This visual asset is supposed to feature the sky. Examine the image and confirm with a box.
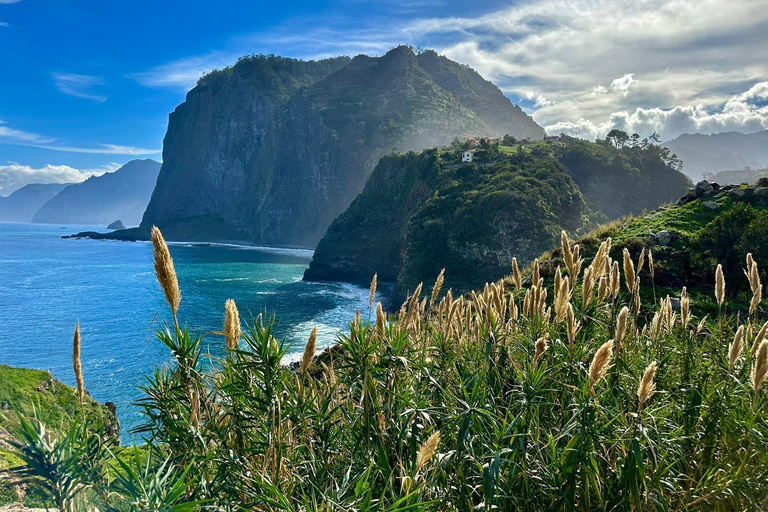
[1,0,767,195]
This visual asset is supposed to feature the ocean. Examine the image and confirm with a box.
[0,222,380,441]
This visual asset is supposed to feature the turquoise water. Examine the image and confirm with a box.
[0,222,380,441]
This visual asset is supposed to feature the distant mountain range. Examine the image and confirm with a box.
[664,130,768,180]
[134,46,545,247]
[0,183,71,222]
[32,159,161,226]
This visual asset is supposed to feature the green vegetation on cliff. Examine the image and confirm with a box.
[305,136,690,299]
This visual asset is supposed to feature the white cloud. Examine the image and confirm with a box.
[0,120,53,144]
[0,119,159,155]
[52,73,107,103]
[25,143,161,155]
[0,163,109,196]
[526,90,555,107]
[610,74,638,97]
[545,81,768,140]
[592,85,608,95]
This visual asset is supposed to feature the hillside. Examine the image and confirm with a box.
[0,184,70,223]
[135,46,544,247]
[531,179,768,313]
[0,365,119,508]
[305,137,690,299]
[664,130,768,181]
[32,159,160,226]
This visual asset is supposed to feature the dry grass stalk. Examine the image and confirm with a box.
[416,431,441,470]
[754,321,768,354]
[369,273,378,307]
[430,269,445,307]
[151,226,181,319]
[589,340,614,390]
[715,264,725,306]
[533,335,549,367]
[73,321,85,404]
[376,302,386,333]
[633,282,641,315]
[752,340,768,396]
[615,307,629,349]
[611,261,620,299]
[532,259,540,288]
[750,284,762,316]
[512,257,522,291]
[566,303,580,348]
[680,287,690,326]
[729,325,744,371]
[623,248,636,293]
[224,299,241,350]
[648,249,655,279]
[696,316,708,335]
[555,276,571,323]
[300,327,318,374]
[637,361,657,411]
[582,267,595,306]
[637,248,646,276]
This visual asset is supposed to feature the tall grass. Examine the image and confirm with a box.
[9,227,768,510]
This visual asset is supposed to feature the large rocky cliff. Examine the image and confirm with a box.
[139,46,544,247]
[304,138,691,299]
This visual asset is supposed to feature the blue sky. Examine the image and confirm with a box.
[1,0,767,195]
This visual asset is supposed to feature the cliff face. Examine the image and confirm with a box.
[304,139,690,299]
[33,159,160,225]
[140,46,545,247]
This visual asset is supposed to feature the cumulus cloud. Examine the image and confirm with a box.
[525,90,555,107]
[0,163,109,196]
[592,85,608,95]
[610,74,638,96]
[52,73,107,102]
[545,81,768,140]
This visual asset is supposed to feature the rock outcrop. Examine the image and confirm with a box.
[138,46,545,247]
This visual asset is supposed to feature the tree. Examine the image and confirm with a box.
[606,129,630,149]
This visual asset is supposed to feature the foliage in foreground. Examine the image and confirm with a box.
[8,228,768,511]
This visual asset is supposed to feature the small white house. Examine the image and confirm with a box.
[462,151,474,163]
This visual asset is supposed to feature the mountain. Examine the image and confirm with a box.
[304,137,690,298]
[136,46,545,247]
[664,130,768,181]
[0,183,70,222]
[32,159,161,225]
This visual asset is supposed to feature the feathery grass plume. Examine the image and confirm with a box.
[582,267,595,306]
[151,226,181,319]
[754,321,768,353]
[648,249,655,278]
[750,284,762,316]
[610,260,620,299]
[512,257,522,291]
[223,299,241,350]
[300,326,318,374]
[430,269,445,307]
[533,335,549,367]
[566,303,580,348]
[633,282,641,315]
[715,264,725,306]
[561,230,572,268]
[416,431,441,470]
[637,247,646,276]
[376,302,386,333]
[555,276,571,323]
[623,248,636,293]
[508,294,519,321]
[680,287,690,326]
[554,266,562,297]
[729,325,745,371]
[369,273,377,307]
[589,340,614,391]
[697,315,708,334]
[751,340,768,398]
[73,321,84,404]
[615,307,629,349]
[637,361,657,411]
[532,258,540,288]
